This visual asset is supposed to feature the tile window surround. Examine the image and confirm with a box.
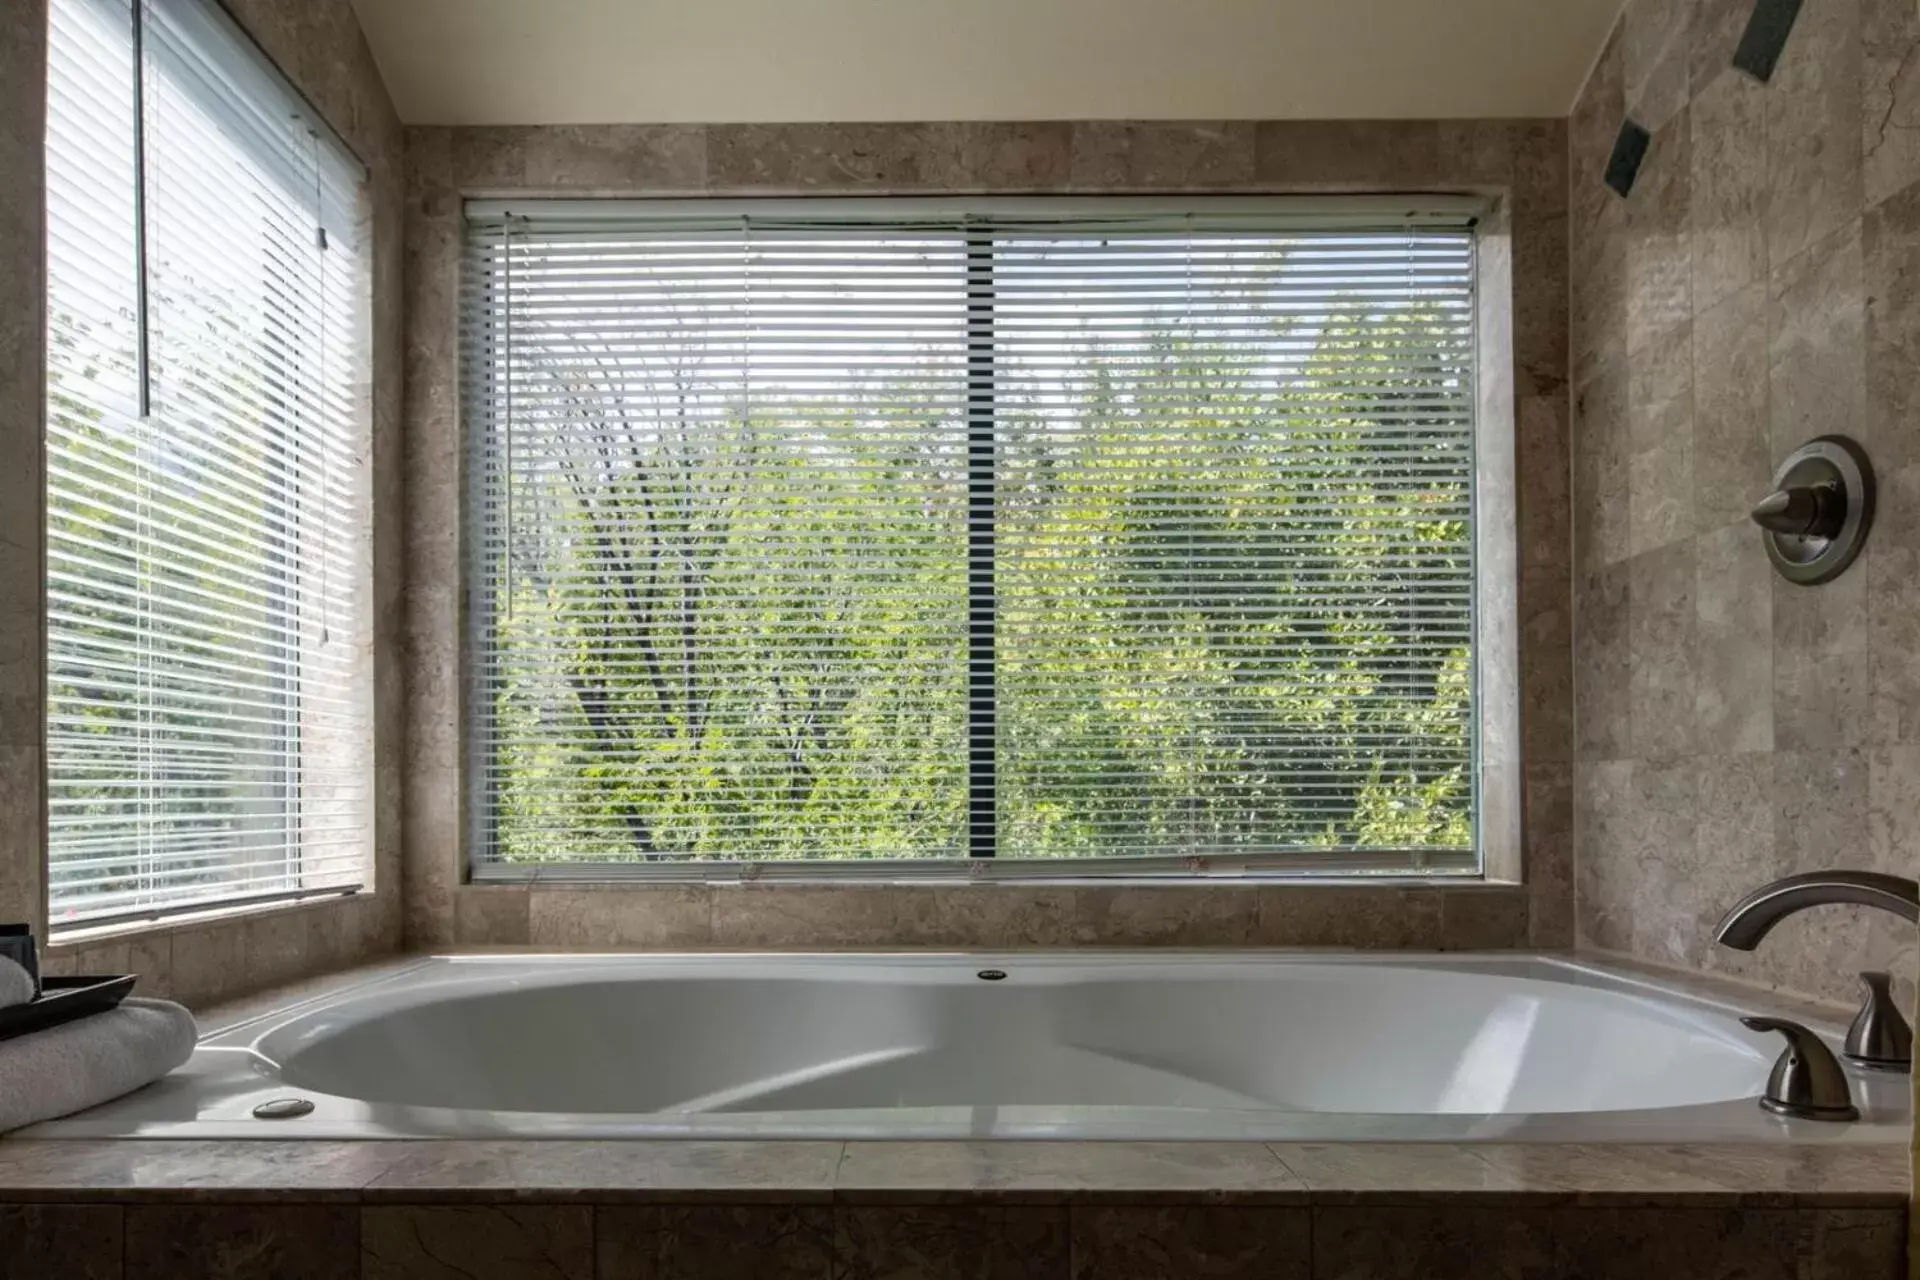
[401,118,1574,954]
[1568,0,1920,1013]
[0,0,408,1005]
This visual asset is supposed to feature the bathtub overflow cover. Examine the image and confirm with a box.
[977,969,1008,981]
[252,1098,316,1121]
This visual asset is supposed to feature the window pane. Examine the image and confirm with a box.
[468,207,1477,869]
[995,232,1475,857]
[44,0,368,925]
[469,226,970,862]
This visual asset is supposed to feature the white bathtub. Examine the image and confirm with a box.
[22,952,1911,1142]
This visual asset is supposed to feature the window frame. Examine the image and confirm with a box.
[461,194,1498,885]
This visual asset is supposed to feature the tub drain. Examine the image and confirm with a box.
[252,1097,315,1120]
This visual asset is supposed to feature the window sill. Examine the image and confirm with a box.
[47,888,374,950]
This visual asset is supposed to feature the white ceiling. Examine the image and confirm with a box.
[348,0,1627,126]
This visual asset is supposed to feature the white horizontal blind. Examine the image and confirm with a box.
[466,204,1475,869]
[45,0,370,926]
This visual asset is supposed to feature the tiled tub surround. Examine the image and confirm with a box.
[0,0,410,1003]
[1568,0,1920,1011]
[401,118,1574,953]
[21,952,1910,1143]
[0,1140,1907,1280]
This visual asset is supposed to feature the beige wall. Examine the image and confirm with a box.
[1569,0,1920,1010]
[0,0,408,1008]
[401,119,1574,951]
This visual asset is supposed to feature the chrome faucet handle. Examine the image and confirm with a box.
[1741,1017,1859,1122]
[1843,971,1912,1073]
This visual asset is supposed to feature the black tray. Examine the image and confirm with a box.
[0,975,138,1044]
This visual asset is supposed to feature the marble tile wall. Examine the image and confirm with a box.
[1569,0,1920,1009]
[0,0,407,1007]
[402,119,1573,951]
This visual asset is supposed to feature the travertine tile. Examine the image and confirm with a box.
[1312,1205,1557,1278]
[362,1206,593,1280]
[1066,121,1256,190]
[1689,68,1768,314]
[1689,0,1750,89]
[598,1205,835,1280]
[1867,743,1920,872]
[450,126,531,189]
[166,920,249,1009]
[0,1140,391,1199]
[1520,561,1575,767]
[1692,753,1783,972]
[1623,756,1701,963]
[1772,562,1872,751]
[529,886,713,949]
[937,122,1075,191]
[834,1206,1068,1280]
[243,910,309,992]
[895,886,1073,948]
[454,886,532,946]
[707,123,951,190]
[1622,0,1694,132]
[1252,120,1439,189]
[506,1141,845,1202]
[1867,463,1920,742]
[1573,362,1631,570]
[520,124,706,193]
[837,1143,1303,1205]
[1626,321,1694,556]
[1689,283,1771,532]
[1628,541,1699,759]
[1624,111,1692,360]
[1518,395,1572,570]
[0,742,41,933]
[125,1205,358,1280]
[1570,23,1626,258]
[1466,1145,1734,1201]
[1768,220,1866,466]
[1774,745,1871,876]
[1864,0,1920,205]
[1070,885,1256,947]
[1068,1206,1309,1280]
[1514,213,1572,399]
[1250,887,1443,949]
[1574,760,1636,951]
[1574,560,1632,759]
[1437,118,1567,215]
[1524,761,1576,948]
[708,885,899,948]
[1863,179,1920,475]
[1270,1144,1538,1200]
[1553,1206,1801,1280]
[1438,888,1530,950]
[1799,1208,1907,1279]
[1693,522,1773,752]
[1764,0,1864,273]
[0,1204,121,1279]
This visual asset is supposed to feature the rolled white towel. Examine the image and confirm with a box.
[0,956,32,1010]
[0,997,196,1133]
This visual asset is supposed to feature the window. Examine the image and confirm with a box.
[466,200,1478,877]
[45,0,370,927]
